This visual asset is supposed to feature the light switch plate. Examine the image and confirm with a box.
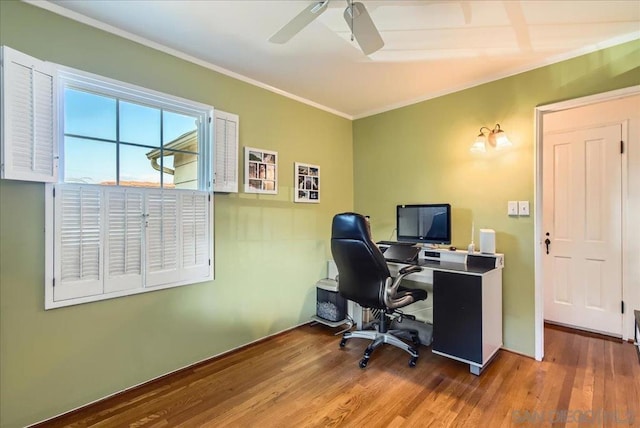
[518,201,530,216]
[508,201,518,216]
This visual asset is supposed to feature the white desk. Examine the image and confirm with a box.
[385,248,503,375]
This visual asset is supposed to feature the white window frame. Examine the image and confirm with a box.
[0,46,216,309]
[57,66,213,190]
[45,66,214,309]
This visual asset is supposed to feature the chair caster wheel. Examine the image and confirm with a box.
[359,358,368,369]
[339,338,347,347]
[409,357,417,367]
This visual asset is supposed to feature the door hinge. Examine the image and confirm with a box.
[621,300,625,314]
[209,259,211,266]
[209,117,212,123]
[52,278,55,288]
[621,140,624,154]
[53,187,56,197]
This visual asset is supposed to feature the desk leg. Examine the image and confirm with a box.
[470,365,482,376]
[469,348,501,375]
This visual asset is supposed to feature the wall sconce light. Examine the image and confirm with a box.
[470,124,513,153]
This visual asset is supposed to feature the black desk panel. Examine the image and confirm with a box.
[432,271,483,364]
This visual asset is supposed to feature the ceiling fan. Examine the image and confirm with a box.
[269,0,384,55]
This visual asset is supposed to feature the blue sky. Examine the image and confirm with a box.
[63,88,197,186]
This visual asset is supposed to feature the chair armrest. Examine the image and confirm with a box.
[384,265,424,309]
[399,265,422,276]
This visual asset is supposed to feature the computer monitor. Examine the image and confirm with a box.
[397,204,451,244]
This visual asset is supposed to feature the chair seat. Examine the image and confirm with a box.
[397,286,427,302]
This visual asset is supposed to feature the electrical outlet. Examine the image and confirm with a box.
[508,201,518,216]
[518,201,530,216]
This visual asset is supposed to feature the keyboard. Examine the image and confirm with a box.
[377,240,416,246]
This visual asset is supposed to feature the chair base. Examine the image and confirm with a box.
[340,328,420,368]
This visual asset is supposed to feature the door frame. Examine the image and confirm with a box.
[534,85,640,361]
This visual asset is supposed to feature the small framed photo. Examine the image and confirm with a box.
[245,147,278,194]
[294,162,320,203]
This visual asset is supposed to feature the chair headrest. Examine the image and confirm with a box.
[332,212,370,241]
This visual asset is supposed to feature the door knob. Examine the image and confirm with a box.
[544,232,550,255]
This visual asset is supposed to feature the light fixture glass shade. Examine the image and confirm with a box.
[470,134,487,153]
[493,129,512,150]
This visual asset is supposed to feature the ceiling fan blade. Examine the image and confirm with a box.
[269,1,329,44]
[343,2,384,55]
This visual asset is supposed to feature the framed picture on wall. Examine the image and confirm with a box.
[294,162,320,203]
[244,147,278,194]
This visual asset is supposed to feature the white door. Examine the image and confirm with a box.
[543,122,622,336]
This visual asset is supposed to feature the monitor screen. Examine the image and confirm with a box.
[396,204,451,244]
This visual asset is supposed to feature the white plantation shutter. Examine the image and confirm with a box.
[146,191,180,286]
[54,184,103,301]
[181,192,210,279]
[104,188,143,293]
[49,185,213,308]
[1,46,57,182]
[213,110,238,193]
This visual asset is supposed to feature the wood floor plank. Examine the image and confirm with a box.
[35,324,640,428]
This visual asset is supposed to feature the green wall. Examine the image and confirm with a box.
[353,39,640,355]
[0,2,353,427]
[1,1,639,427]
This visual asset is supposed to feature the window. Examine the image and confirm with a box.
[59,68,210,190]
[1,46,215,309]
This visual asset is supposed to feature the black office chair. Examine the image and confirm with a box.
[331,212,428,368]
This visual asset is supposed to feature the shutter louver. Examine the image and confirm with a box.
[224,120,237,184]
[213,111,238,193]
[181,192,210,279]
[146,191,180,286]
[9,63,33,172]
[105,188,143,293]
[54,184,103,301]
[33,71,55,174]
[1,46,57,182]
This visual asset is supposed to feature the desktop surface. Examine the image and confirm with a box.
[417,259,496,275]
[389,258,497,275]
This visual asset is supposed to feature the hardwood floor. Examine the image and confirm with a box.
[37,325,640,427]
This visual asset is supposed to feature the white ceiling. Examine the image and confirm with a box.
[34,0,640,119]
